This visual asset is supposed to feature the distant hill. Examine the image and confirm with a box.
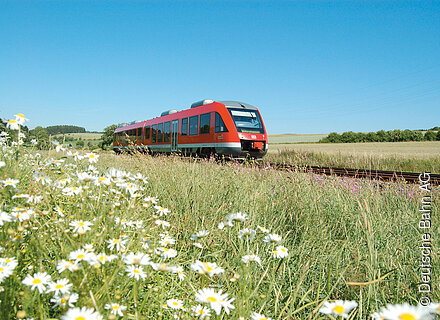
[45,125,86,135]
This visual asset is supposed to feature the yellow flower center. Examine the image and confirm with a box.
[60,298,66,303]
[112,305,120,309]
[17,113,24,117]
[173,302,178,306]
[55,284,64,289]
[75,317,86,320]
[198,310,205,314]
[79,222,84,226]
[207,296,217,302]
[399,314,416,320]
[32,279,42,284]
[134,269,140,274]
[0,267,3,271]
[77,254,85,259]
[333,305,345,314]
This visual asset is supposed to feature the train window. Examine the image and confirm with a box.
[228,109,264,134]
[158,123,163,143]
[215,112,228,133]
[145,126,150,140]
[137,128,142,140]
[200,113,210,134]
[181,118,188,136]
[164,121,171,143]
[152,125,157,143]
[189,116,198,136]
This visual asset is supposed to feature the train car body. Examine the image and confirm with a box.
[113,100,268,158]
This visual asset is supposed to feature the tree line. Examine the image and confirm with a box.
[45,125,86,135]
[320,129,440,143]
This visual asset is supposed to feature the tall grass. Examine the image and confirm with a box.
[0,147,438,319]
[266,149,440,173]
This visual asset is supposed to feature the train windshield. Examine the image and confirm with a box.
[228,109,264,134]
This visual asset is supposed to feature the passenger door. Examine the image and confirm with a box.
[171,120,178,151]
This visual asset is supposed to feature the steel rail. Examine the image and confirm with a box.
[268,163,440,185]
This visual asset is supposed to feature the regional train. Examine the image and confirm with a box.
[113,100,268,159]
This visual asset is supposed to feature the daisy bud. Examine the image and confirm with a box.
[17,226,24,232]
[16,311,26,319]
[7,229,14,235]
[109,315,117,320]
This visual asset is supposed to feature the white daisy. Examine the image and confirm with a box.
[272,245,288,259]
[195,288,235,315]
[251,312,272,320]
[105,302,127,317]
[154,205,171,216]
[167,299,184,310]
[192,304,211,318]
[263,233,282,244]
[69,220,93,234]
[126,265,147,280]
[319,300,358,319]
[50,292,79,308]
[47,278,73,295]
[85,152,99,163]
[61,306,101,320]
[22,272,51,293]
[14,113,28,125]
[242,255,262,265]
[379,303,432,320]
[123,252,151,266]
[191,260,224,277]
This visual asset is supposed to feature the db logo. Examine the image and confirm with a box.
[251,135,257,139]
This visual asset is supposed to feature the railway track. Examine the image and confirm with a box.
[269,163,440,185]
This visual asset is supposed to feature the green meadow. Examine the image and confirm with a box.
[0,144,438,319]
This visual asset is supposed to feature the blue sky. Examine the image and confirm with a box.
[1,0,439,134]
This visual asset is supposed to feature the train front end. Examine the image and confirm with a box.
[219,101,268,159]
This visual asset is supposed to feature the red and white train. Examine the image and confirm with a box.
[113,100,268,158]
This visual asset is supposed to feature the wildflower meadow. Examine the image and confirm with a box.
[0,114,439,319]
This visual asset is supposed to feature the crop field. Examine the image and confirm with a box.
[268,134,328,144]
[58,133,103,140]
[266,141,440,173]
[0,137,439,319]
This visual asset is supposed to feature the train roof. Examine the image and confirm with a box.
[115,100,259,132]
[219,101,258,110]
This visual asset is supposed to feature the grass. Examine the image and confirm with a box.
[266,141,440,173]
[0,143,438,319]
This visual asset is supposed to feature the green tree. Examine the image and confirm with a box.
[100,124,118,150]
[76,140,85,148]
[30,126,51,149]
[320,132,341,143]
[424,130,437,141]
